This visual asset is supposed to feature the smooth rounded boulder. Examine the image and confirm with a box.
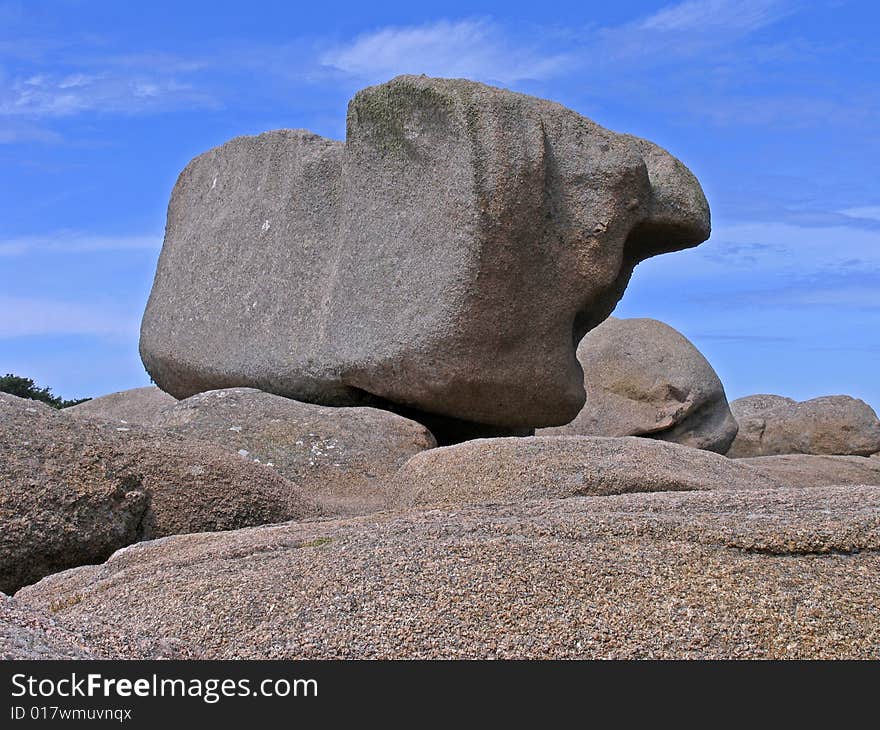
[727,394,880,458]
[64,385,175,425]
[140,75,710,436]
[152,387,436,515]
[387,435,780,510]
[1,393,315,592]
[538,317,737,453]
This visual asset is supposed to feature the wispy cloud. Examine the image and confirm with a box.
[319,19,571,85]
[637,0,789,34]
[0,295,139,339]
[0,70,215,117]
[0,232,161,256]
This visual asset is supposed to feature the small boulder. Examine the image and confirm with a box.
[538,318,737,453]
[727,394,880,458]
[1,394,148,594]
[152,388,436,515]
[387,435,780,510]
[64,385,176,425]
[1,393,315,592]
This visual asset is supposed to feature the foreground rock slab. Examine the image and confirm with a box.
[152,388,436,515]
[0,593,191,660]
[1,393,315,592]
[388,436,781,510]
[18,486,880,659]
[538,317,737,452]
[141,75,710,434]
[727,394,880,458]
[64,385,176,425]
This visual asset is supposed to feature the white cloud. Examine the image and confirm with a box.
[320,19,570,85]
[0,295,138,338]
[841,206,880,223]
[0,232,161,256]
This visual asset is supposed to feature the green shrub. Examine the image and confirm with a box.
[0,373,91,409]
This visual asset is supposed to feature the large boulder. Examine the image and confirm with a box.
[727,394,880,458]
[538,317,737,452]
[140,75,710,437]
[741,454,880,488]
[64,385,175,425]
[387,436,781,510]
[152,387,436,515]
[1,393,315,592]
[17,486,880,659]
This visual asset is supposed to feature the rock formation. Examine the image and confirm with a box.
[140,75,710,439]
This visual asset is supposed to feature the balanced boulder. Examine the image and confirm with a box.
[387,435,780,510]
[152,387,435,515]
[538,317,737,453]
[64,385,175,425]
[1,393,314,592]
[727,394,880,458]
[140,75,710,436]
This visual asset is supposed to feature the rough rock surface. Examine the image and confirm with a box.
[140,75,710,434]
[152,388,436,515]
[1,393,314,592]
[727,394,880,458]
[0,593,191,660]
[64,385,176,425]
[1,592,96,659]
[538,317,737,452]
[742,454,880,488]
[387,436,781,509]
[18,486,880,659]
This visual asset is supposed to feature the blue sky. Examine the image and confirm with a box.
[1,0,878,413]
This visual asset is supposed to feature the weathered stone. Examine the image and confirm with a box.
[741,453,880,488]
[0,592,192,660]
[538,317,737,452]
[727,394,880,457]
[140,75,710,433]
[64,385,175,425]
[153,388,435,515]
[17,486,880,659]
[0,394,148,594]
[1,393,314,592]
[387,435,780,509]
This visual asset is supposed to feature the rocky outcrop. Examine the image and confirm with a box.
[152,388,436,515]
[17,486,880,659]
[387,436,780,509]
[64,385,175,425]
[538,317,737,452]
[140,75,710,437]
[727,394,880,458]
[1,393,315,593]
